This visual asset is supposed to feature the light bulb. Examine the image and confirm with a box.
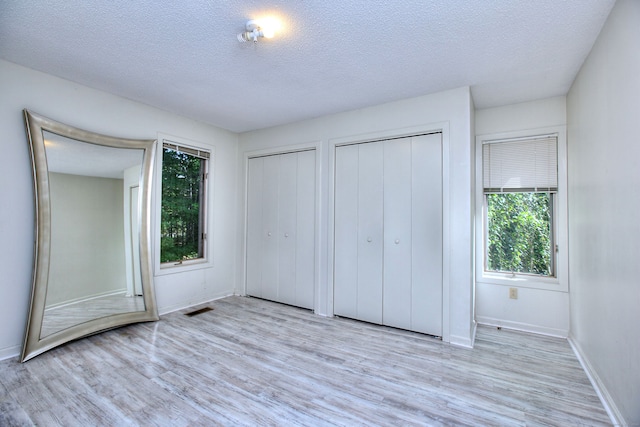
[261,28,275,39]
[258,17,280,39]
[238,17,281,43]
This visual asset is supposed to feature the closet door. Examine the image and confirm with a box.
[382,138,413,330]
[334,133,442,336]
[383,134,442,335]
[333,144,360,319]
[410,134,442,335]
[246,157,264,298]
[260,155,280,302]
[356,142,384,323]
[294,150,316,309]
[334,142,384,323]
[277,153,298,305]
[246,151,316,310]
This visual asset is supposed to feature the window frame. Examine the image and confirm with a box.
[475,127,568,292]
[155,134,214,275]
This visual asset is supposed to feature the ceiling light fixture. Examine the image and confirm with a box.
[237,18,279,43]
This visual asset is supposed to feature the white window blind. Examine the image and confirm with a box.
[163,140,210,159]
[483,136,557,193]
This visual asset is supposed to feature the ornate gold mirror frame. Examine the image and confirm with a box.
[21,109,159,362]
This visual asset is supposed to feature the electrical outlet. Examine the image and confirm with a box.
[509,287,518,299]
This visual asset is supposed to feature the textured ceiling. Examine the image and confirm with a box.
[0,1,615,132]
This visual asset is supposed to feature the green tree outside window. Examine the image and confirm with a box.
[486,192,553,276]
[161,148,205,263]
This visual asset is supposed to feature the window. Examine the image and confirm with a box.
[482,136,557,278]
[486,192,553,276]
[160,141,209,265]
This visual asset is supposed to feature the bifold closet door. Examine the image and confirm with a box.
[383,134,442,335]
[334,142,384,324]
[246,150,315,310]
[334,133,442,336]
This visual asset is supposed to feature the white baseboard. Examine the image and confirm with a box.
[449,330,475,349]
[158,292,234,316]
[568,336,626,427]
[476,315,568,338]
[0,344,21,362]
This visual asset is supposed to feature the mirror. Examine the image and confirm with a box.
[21,109,159,362]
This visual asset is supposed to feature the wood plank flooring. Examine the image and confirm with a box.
[0,296,611,426]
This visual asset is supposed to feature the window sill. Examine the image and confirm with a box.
[156,258,212,276]
[477,273,568,292]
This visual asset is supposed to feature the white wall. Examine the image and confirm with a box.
[238,87,475,347]
[476,97,566,136]
[475,97,570,337]
[0,60,239,359]
[567,1,640,425]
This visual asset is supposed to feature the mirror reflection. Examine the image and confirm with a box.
[41,132,146,337]
[21,110,159,362]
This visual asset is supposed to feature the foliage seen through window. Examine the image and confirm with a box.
[486,192,553,276]
[161,147,206,264]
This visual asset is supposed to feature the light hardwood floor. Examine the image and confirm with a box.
[0,296,611,426]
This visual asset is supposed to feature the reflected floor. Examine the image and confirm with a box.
[41,293,145,337]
